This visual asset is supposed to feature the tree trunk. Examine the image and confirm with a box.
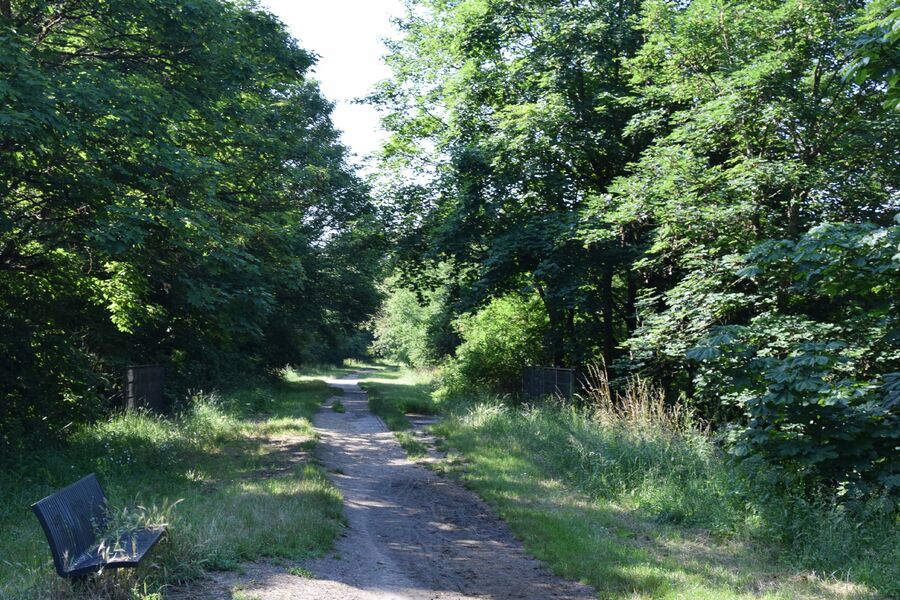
[565,307,577,366]
[788,189,807,240]
[625,270,638,335]
[0,1,11,20]
[548,304,566,367]
[788,200,800,240]
[535,283,565,367]
[600,267,615,370]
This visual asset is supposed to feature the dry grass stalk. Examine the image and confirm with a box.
[577,363,692,433]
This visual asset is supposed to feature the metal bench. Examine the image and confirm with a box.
[31,474,165,578]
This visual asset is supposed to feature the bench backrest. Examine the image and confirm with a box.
[31,474,109,575]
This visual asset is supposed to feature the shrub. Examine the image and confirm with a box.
[437,294,549,398]
[689,222,900,500]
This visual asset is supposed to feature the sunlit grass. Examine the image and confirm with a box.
[281,363,357,382]
[394,431,428,458]
[0,368,345,599]
[433,399,897,599]
[357,367,437,430]
[288,566,315,578]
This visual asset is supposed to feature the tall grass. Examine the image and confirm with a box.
[0,374,343,600]
[579,363,695,432]
[435,370,899,598]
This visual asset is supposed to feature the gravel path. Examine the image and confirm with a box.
[177,372,596,600]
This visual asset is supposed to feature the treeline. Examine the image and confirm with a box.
[371,0,899,499]
[0,0,381,451]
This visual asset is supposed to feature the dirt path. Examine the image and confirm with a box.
[182,372,596,600]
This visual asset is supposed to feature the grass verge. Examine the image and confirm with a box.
[357,366,437,460]
[432,398,898,599]
[0,368,345,599]
[357,367,436,431]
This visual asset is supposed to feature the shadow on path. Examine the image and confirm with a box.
[180,371,596,600]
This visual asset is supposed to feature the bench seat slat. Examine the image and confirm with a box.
[66,528,166,577]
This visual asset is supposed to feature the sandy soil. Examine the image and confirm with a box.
[172,372,596,600]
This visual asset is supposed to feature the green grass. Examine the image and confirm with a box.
[394,431,428,458]
[0,369,346,599]
[282,363,358,382]
[288,566,315,578]
[357,367,437,460]
[331,400,346,413]
[432,400,898,599]
[357,367,436,431]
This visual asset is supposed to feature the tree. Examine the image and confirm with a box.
[605,0,898,392]
[373,0,646,368]
[0,0,381,450]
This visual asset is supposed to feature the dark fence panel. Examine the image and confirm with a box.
[522,366,577,400]
[124,365,166,413]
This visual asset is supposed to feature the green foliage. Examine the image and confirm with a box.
[439,294,549,398]
[373,0,900,502]
[846,0,900,110]
[0,0,382,450]
[370,276,455,368]
[371,0,646,367]
[687,222,900,497]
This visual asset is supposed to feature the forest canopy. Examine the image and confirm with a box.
[0,0,382,451]
[370,0,899,499]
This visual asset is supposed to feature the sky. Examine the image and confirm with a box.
[260,0,406,163]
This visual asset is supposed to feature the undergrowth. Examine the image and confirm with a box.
[434,372,899,599]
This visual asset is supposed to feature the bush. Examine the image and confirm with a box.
[688,222,900,499]
[437,294,549,398]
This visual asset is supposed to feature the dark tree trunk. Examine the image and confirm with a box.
[536,283,565,367]
[600,267,615,370]
[548,305,566,367]
[625,270,638,335]
[565,307,577,366]
[0,1,10,20]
